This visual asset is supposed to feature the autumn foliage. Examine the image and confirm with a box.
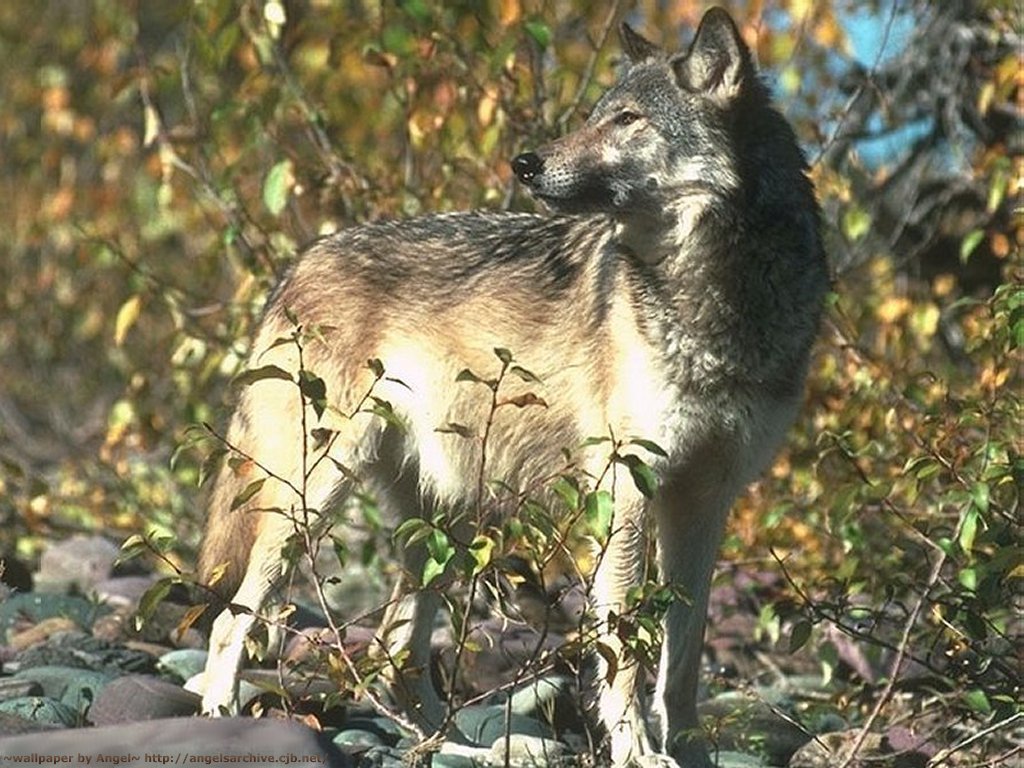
[0,1,1018,763]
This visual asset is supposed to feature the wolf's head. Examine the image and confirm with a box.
[512,7,800,258]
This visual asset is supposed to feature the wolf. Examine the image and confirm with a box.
[193,7,827,767]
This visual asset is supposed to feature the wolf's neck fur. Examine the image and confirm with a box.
[613,185,723,264]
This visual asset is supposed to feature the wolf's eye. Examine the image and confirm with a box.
[614,110,642,126]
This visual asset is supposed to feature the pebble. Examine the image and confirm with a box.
[0,593,109,638]
[34,534,120,594]
[14,629,155,674]
[88,674,200,724]
[12,665,117,711]
[454,703,550,745]
[156,648,207,682]
[0,696,78,727]
[487,733,570,766]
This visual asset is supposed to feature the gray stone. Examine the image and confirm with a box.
[430,753,481,768]
[0,711,63,736]
[0,716,353,765]
[35,535,121,594]
[355,745,406,767]
[487,733,570,766]
[0,696,78,726]
[88,674,200,724]
[508,675,572,716]
[711,752,769,768]
[455,703,550,745]
[0,679,42,701]
[15,630,155,674]
[699,691,811,765]
[0,593,110,637]
[333,727,385,750]
[12,665,117,711]
[93,575,159,608]
[156,648,207,682]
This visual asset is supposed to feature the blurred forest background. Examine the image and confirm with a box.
[0,0,1019,763]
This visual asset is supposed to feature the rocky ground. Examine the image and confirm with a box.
[0,535,952,767]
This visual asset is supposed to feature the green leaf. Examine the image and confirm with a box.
[230,478,266,511]
[394,518,431,547]
[959,506,979,555]
[524,18,551,48]
[298,370,327,419]
[619,454,658,499]
[263,159,294,216]
[961,688,992,715]
[584,490,613,537]
[134,577,176,631]
[509,365,541,383]
[788,619,812,653]
[456,368,486,384]
[469,534,495,576]
[116,534,148,567]
[627,438,668,458]
[436,422,476,439]
[552,476,580,510]
[841,205,870,242]
[493,347,513,365]
[960,229,985,264]
[233,365,294,388]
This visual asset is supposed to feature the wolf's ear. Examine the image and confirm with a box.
[672,7,754,103]
[619,23,660,63]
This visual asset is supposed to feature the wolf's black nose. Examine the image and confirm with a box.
[511,152,544,183]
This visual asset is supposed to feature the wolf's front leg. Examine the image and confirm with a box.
[651,481,733,768]
[197,509,295,714]
[592,491,658,765]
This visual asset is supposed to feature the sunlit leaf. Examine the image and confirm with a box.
[114,295,142,347]
[263,159,294,216]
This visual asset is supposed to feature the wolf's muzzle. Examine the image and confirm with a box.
[511,152,544,184]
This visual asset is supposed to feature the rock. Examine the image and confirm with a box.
[487,733,570,766]
[0,696,78,726]
[430,753,481,768]
[35,535,121,594]
[354,745,407,767]
[7,616,78,651]
[0,711,63,736]
[508,675,572,716]
[15,630,156,674]
[12,665,117,711]
[333,727,385,751]
[340,712,408,744]
[712,752,770,768]
[156,648,207,682]
[455,703,550,746]
[0,678,42,702]
[789,728,936,768]
[0,716,353,766]
[699,690,811,765]
[0,593,110,639]
[88,674,200,724]
[92,596,204,647]
[93,575,159,608]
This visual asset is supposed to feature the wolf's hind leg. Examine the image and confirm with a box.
[368,461,448,735]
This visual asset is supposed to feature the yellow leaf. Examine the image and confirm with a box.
[115,295,142,347]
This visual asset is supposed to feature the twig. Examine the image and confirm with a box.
[558,0,624,130]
